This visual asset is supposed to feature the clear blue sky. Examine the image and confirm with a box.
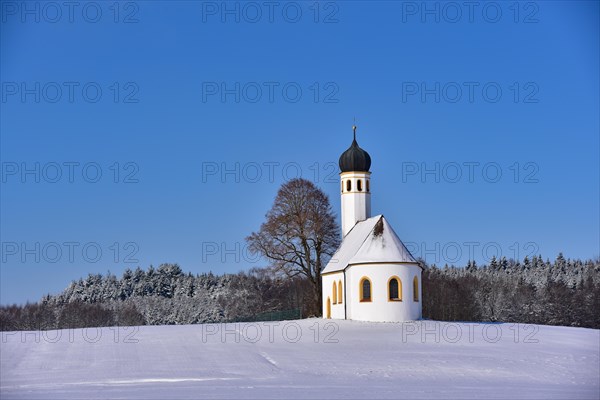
[1,1,598,305]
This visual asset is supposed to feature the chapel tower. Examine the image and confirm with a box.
[339,126,372,237]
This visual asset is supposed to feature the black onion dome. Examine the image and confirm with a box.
[339,130,371,172]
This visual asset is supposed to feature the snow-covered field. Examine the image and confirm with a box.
[1,319,598,399]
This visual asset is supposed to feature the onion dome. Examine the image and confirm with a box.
[339,126,371,172]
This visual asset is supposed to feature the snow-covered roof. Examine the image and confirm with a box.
[322,215,418,274]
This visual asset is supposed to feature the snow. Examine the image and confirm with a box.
[1,319,598,399]
[323,215,416,274]
[350,216,417,265]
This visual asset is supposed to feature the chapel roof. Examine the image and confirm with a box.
[322,215,418,274]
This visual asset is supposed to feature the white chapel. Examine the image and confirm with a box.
[322,126,422,322]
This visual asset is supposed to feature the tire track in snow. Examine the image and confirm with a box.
[258,352,279,370]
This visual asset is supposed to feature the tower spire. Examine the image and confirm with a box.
[352,118,357,141]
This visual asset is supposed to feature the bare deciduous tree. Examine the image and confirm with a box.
[246,178,341,316]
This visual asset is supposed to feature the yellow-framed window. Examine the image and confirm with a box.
[359,277,372,302]
[388,276,402,301]
[332,281,337,304]
[413,276,419,302]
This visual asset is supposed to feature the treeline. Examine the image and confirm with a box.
[422,254,600,328]
[0,265,312,331]
[1,254,599,331]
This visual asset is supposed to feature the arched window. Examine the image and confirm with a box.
[366,180,370,192]
[413,276,419,302]
[338,280,343,304]
[388,276,402,301]
[357,179,362,192]
[346,180,351,192]
[341,181,344,193]
[326,297,331,318]
[332,281,337,304]
[359,277,372,302]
